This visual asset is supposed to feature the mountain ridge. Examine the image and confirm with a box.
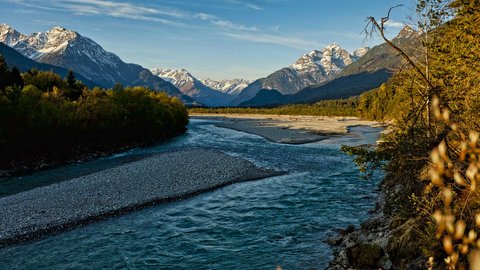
[240,26,419,107]
[201,78,251,95]
[0,42,97,87]
[151,68,239,107]
[0,23,196,104]
[232,43,369,105]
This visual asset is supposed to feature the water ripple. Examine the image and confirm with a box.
[0,119,383,269]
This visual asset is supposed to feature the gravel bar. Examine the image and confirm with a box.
[0,148,282,247]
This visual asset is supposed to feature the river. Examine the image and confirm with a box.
[0,118,383,269]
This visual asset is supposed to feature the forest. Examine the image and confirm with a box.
[0,58,188,176]
[189,98,358,117]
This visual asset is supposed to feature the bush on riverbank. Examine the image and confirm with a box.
[342,0,480,268]
[0,60,188,175]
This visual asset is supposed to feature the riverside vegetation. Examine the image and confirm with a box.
[335,0,480,268]
[194,0,480,268]
[189,98,358,117]
[0,58,188,176]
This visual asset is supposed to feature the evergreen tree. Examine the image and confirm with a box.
[0,55,9,91]
[9,67,24,88]
[113,82,124,92]
[65,72,83,101]
[66,69,76,88]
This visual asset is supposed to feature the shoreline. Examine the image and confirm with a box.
[326,184,392,269]
[191,113,383,144]
[0,131,186,179]
[0,148,282,248]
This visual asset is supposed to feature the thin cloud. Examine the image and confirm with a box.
[224,32,324,50]
[195,13,259,32]
[222,0,264,10]
[246,3,263,11]
[384,20,404,28]
[9,0,187,26]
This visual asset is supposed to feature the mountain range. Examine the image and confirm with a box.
[0,22,417,108]
[0,42,97,87]
[0,23,195,104]
[150,68,238,107]
[201,78,251,95]
[232,44,370,105]
[239,26,418,107]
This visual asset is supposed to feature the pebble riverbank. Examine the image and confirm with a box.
[0,148,281,247]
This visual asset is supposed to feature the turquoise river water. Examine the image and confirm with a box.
[0,119,383,269]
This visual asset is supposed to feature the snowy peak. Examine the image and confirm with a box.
[3,24,122,71]
[151,68,195,85]
[290,43,366,80]
[234,43,371,103]
[397,25,417,39]
[151,68,250,96]
[201,78,251,95]
[352,47,370,59]
[22,26,79,57]
[150,68,238,106]
[0,23,27,46]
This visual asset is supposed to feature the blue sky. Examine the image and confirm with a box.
[0,0,415,80]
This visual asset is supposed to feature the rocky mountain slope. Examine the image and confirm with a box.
[0,24,194,103]
[233,44,369,105]
[151,68,235,107]
[201,78,251,95]
[0,42,96,87]
[240,26,418,107]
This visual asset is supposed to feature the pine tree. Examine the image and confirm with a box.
[0,55,9,91]
[9,67,24,88]
[113,82,124,92]
[66,69,76,88]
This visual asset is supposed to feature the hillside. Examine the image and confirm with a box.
[0,42,96,87]
[241,26,418,107]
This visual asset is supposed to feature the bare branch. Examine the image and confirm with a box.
[381,4,404,29]
[367,14,436,91]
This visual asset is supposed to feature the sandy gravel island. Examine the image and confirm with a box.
[191,113,383,144]
[0,148,281,247]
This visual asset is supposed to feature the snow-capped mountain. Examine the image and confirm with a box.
[150,68,235,107]
[352,47,370,60]
[397,25,417,39]
[201,78,251,95]
[0,23,26,47]
[241,27,419,107]
[288,43,360,88]
[0,24,186,100]
[233,43,369,105]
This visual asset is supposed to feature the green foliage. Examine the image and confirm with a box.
[66,69,75,88]
[0,55,9,91]
[0,56,25,91]
[0,64,188,173]
[341,144,384,180]
[350,0,480,267]
[23,69,65,92]
[9,67,24,88]
[63,69,83,100]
